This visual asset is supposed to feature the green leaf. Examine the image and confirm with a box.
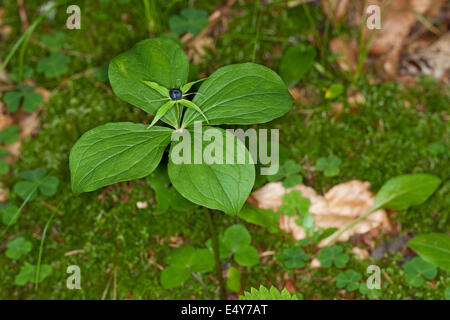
[359,283,381,299]
[142,80,170,98]
[237,204,280,233]
[0,125,20,145]
[0,147,11,157]
[3,91,22,112]
[234,245,260,267]
[190,249,215,272]
[13,168,58,201]
[181,78,207,93]
[403,257,437,287]
[109,38,189,127]
[14,263,52,286]
[226,266,241,292]
[279,190,310,217]
[148,100,176,128]
[445,287,450,300]
[281,248,310,269]
[6,237,32,259]
[22,91,43,112]
[182,63,293,127]
[0,159,9,175]
[373,174,441,211]
[1,205,20,225]
[282,174,303,188]
[165,245,196,267]
[160,265,191,289]
[13,181,38,201]
[37,52,70,78]
[316,155,341,177]
[325,83,344,99]
[169,8,209,35]
[168,127,255,216]
[336,269,362,291]
[407,233,450,271]
[70,123,172,194]
[317,245,349,268]
[39,176,59,196]
[21,168,47,181]
[206,236,232,260]
[41,31,67,49]
[223,224,251,251]
[279,44,316,87]
[179,99,208,123]
[239,285,299,300]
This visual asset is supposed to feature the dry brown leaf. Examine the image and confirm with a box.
[250,180,391,246]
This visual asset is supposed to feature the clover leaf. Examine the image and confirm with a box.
[280,248,310,269]
[3,86,43,112]
[267,159,303,187]
[146,166,197,214]
[37,52,70,78]
[403,257,437,287]
[336,269,362,292]
[5,237,32,259]
[315,155,341,177]
[0,148,11,175]
[1,204,20,226]
[13,168,59,201]
[160,245,215,289]
[14,263,52,286]
[41,31,67,49]
[239,285,300,300]
[169,8,210,35]
[359,283,381,300]
[317,245,349,268]
[8,65,34,82]
[0,125,20,145]
[223,224,260,267]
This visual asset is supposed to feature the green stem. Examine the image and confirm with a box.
[35,208,58,289]
[205,210,226,300]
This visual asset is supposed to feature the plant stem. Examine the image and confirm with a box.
[205,210,226,300]
[35,208,58,289]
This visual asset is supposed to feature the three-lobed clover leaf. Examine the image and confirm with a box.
[160,245,215,289]
[280,248,310,269]
[41,31,67,49]
[5,237,32,259]
[317,245,349,268]
[169,8,210,35]
[14,263,52,286]
[222,224,260,267]
[13,168,59,201]
[71,37,292,216]
[3,85,43,113]
[239,285,300,300]
[0,147,11,175]
[0,125,20,145]
[37,52,71,78]
[315,155,341,177]
[1,204,20,226]
[267,159,303,187]
[403,257,437,287]
[336,269,362,292]
[359,283,381,300]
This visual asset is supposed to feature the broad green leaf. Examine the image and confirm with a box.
[279,190,310,217]
[190,249,215,272]
[373,174,441,211]
[109,38,189,126]
[239,285,299,300]
[3,91,22,112]
[206,236,232,260]
[408,233,450,271]
[234,245,260,267]
[142,80,170,98]
[169,8,209,35]
[37,52,70,78]
[237,204,280,233]
[160,265,190,289]
[279,44,316,87]
[168,127,255,216]
[182,63,293,127]
[70,123,172,193]
[6,237,32,259]
[13,168,58,201]
[226,266,241,292]
[165,246,196,267]
[14,263,52,286]
[223,224,251,251]
[0,125,20,145]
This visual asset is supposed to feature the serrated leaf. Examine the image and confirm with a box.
[408,233,450,271]
[168,127,255,216]
[182,63,292,127]
[239,285,299,300]
[70,123,172,193]
[373,174,441,211]
[109,38,188,127]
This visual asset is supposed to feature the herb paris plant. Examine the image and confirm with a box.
[70,38,292,216]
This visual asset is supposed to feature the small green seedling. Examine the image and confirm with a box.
[5,237,32,259]
[280,248,310,269]
[239,285,300,300]
[317,245,349,268]
[315,155,341,177]
[14,262,52,286]
[403,257,437,287]
[169,8,209,35]
[336,269,362,292]
[3,85,43,113]
[160,245,215,289]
